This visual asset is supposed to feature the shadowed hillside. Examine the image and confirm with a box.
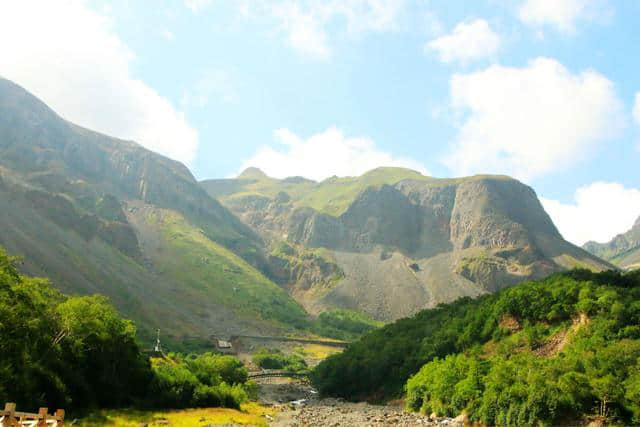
[0,77,309,342]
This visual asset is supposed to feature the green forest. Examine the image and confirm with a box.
[0,247,254,415]
[312,269,640,425]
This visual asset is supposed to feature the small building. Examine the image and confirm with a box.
[217,339,232,349]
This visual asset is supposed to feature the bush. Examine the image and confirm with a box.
[253,348,308,372]
[185,353,248,385]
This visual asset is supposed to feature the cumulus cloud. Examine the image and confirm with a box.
[239,126,428,181]
[443,58,624,181]
[249,0,409,60]
[518,0,611,33]
[541,182,640,246]
[426,19,500,63]
[270,2,332,60]
[182,0,436,60]
[0,1,198,165]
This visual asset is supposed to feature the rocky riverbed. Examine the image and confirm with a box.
[258,379,464,427]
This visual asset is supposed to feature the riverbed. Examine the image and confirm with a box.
[258,378,464,427]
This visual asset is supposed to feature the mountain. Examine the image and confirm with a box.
[0,77,309,343]
[201,167,612,322]
[584,216,640,270]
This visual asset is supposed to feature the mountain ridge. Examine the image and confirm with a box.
[201,168,612,321]
[583,215,640,270]
[0,77,309,342]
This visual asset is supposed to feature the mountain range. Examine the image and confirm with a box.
[202,167,611,321]
[0,77,614,342]
[0,77,308,343]
[584,216,640,270]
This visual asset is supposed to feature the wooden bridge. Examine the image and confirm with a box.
[1,403,65,426]
[247,369,309,380]
[228,335,350,348]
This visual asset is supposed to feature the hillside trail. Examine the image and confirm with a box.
[257,378,463,427]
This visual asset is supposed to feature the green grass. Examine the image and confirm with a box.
[204,167,514,217]
[77,403,276,427]
[310,308,383,341]
[143,208,310,330]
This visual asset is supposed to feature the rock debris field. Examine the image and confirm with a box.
[260,380,464,427]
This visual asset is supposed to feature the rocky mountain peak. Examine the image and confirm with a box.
[583,214,640,270]
[204,168,611,321]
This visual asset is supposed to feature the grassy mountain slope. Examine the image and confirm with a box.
[0,77,308,341]
[201,168,613,322]
[584,216,640,270]
[312,269,640,425]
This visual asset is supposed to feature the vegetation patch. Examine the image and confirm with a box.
[77,402,275,427]
[310,309,383,341]
[252,348,308,373]
[0,246,257,416]
[143,208,310,330]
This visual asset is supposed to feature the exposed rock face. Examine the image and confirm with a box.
[584,216,640,270]
[204,170,612,321]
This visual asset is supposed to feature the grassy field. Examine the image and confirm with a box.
[140,207,310,330]
[77,403,276,427]
[205,167,431,216]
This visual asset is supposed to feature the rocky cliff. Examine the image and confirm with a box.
[202,168,613,321]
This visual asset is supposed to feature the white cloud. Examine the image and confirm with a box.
[184,0,214,12]
[182,0,428,60]
[0,1,198,166]
[270,2,331,60]
[634,92,640,125]
[426,19,500,63]
[239,126,428,181]
[541,182,640,246]
[257,0,409,60]
[518,0,611,33]
[443,58,624,182]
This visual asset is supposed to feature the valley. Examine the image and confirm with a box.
[0,76,613,348]
[0,75,638,426]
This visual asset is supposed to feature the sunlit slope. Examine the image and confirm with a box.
[0,77,308,339]
[126,204,309,331]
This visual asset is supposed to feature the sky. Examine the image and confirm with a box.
[0,0,639,246]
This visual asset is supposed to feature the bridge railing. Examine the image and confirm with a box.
[247,369,309,379]
[1,403,65,426]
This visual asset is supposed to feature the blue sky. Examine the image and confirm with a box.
[1,0,639,245]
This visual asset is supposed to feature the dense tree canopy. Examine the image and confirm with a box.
[312,269,640,425]
[0,247,253,414]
